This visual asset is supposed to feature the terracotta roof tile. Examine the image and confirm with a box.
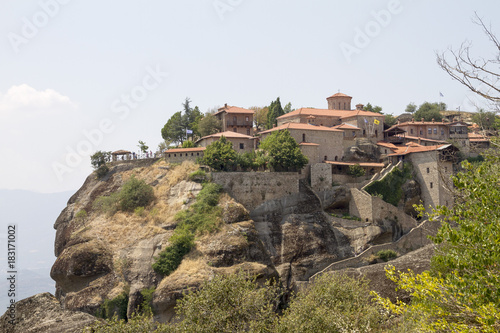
[198,131,255,141]
[215,105,254,115]
[332,123,361,130]
[325,161,385,167]
[377,141,398,149]
[164,147,206,153]
[327,92,352,98]
[277,108,382,120]
[259,122,342,134]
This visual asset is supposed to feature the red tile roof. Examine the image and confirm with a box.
[387,144,445,157]
[377,141,398,149]
[327,92,352,98]
[325,161,385,167]
[277,108,382,120]
[259,122,343,134]
[400,135,448,144]
[164,147,206,153]
[468,132,489,142]
[215,105,254,115]
[198,131,256,141]
[332,123,361,130]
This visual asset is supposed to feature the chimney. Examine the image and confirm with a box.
[432,118,435,123]
[421,118,425,123]
[224,103,227,108]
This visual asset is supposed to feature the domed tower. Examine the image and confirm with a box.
[326,92,352,110]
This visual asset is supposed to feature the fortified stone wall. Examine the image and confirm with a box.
[311,163,333,193]
[211,172,301,211]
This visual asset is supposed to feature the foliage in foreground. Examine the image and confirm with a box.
[200,136,237,171]
[152,182,222,276]
[373,139,500,332]
[84,272,384,333]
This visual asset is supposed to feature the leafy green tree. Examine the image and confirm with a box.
[385,114,397,127]
[138,140,149,154]
[90,151,111,179]
[414,102,444,121]
[250,106,268,131]
[259,129,308,171]
[405,103,417,113]
[363,102,383,114]
[173,272,280,333]
[374,139,500,332]
[283,102,293,114]
[472,109,499,130]
[200,136,237,171]
[267,97,284,129]
[182,98,202,137]
[197,112,222,137]
[276,273,382,332]
[181,140,195,148]
[161,111,185,144]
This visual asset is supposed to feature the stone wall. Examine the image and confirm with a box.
[311,163,333,193]
[211,172,301,211]
[164,150,204,164]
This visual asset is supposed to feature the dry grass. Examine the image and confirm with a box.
[81,160,202,253]
[157,251,213,291]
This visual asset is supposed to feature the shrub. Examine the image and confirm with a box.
[137,287,155,315]
[96,291,129,320]
[93,192,120,216]
[365,163,412,206]
[134,206,145,217]
[119,176,155,211]
[188,169,207,183]
[75,209,87,221]
[91,151,111,179]
[376,249,398,262]
[276,273,383,332]
[152,227,194,276]
[347,164,365,177]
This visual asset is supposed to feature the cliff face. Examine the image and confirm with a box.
[50,159,419,321]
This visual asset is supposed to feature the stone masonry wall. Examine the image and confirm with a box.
[311,163,333,193]
[211,172,301,211]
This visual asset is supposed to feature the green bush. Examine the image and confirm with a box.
[365,163,412,206]
[93,192,120,216]
[188,169,207,182]
[119,176,155,211]
[347,164,365,177]
[134,206,145,217]
[376,249,398,262]
[153,182,223,276]
[137,287,155,315]
[152,227,194,276]
[75,209,87,221]
[96,291,129,320]
[96,165,110,179]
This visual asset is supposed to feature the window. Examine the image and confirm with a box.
[434,128,437,134]
[197,153,199,156]
[174,154,176,157]
[302,133,306,142]
[344,102,346,109]
[375,129,378,136]
[233,116,237,123]
[247,128,250,135]
[352,131,355,137]
[426,167,430,173]
[245,116,249,122]
[363,129,366,136]
[191,153,193,156]
[324,156,327,161]
[444,166,448,172]
[420,130,423,135]
[233,128,237,132]
[385,149,387,154]
[441,129,445,135]
[239,143,244,149]
[430,182,433,189]
[428,128,432,134]
[335,156,338,161]
[410,129,414,134]
[168,154,171,157]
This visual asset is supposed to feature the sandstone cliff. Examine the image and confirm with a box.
[48,159,427,323]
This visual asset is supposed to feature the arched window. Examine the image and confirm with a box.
[335,156,338,161]
[324,155,327,161]
[302,133,306,142]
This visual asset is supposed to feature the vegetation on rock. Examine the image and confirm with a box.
[365,163,412,206]
[374,139,500,332]
[91,150,112,179]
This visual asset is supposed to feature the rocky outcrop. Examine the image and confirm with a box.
[0,293,98,333]
[343,138,381,162]
[401,179,422,217]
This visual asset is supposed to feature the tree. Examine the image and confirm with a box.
[173,272,280,332]
[347,164,365,178]
[374,139,500,332]
[283,102,293,114]
[363,102,383,114]
[197,112,222,137]
[276,273,382,332]
[437,13,500,110]
[119,175,155,211]
[385,114,397,127]
[250,106,269,131]
[182,98,202,138]
[157,139,171,153]
[161,111,185,144]
[181,140,195,148]
[405,103,417,113]
[137,140,148,154]
[90,151,111,179]
[267,97,284,129]
[259,129,308,171]
[414,102,444,121]
[200,136,237,171]
[472,109,500,130]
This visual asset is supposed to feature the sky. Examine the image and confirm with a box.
[1,0,499,193]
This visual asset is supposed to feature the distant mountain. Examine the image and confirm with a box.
[0,189,73,309]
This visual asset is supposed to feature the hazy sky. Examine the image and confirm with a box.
[1,0,499,193]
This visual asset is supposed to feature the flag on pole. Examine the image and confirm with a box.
[439,92,444,97]
[186,129,193,134]
[374,119,380,125]
[364,118,368,124]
